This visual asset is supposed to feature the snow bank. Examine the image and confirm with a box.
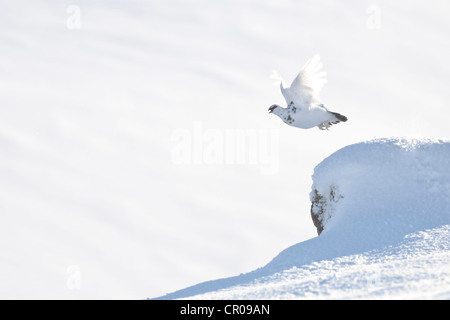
[182,225,450,300]
[262,137,450,272]
[310,137,450,233]
[311,137,450,236]
[156,138,450,299]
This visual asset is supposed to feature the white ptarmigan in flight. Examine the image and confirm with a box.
[269,55,347,130]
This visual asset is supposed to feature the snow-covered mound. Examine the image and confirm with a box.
[310,137,450,237]
[156,138,450,299]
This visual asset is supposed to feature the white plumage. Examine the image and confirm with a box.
[269,55,347,130]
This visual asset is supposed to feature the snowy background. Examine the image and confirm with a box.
[0,0,449,299]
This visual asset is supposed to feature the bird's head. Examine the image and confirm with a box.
[268,104,280,114]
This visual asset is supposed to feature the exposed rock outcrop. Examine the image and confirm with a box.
[310,185,342,235]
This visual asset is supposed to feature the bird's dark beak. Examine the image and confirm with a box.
[268,105,277,113]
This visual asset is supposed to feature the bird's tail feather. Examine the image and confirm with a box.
[318,111,348,130]
[330,111,347,123]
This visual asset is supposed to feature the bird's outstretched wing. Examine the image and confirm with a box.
[281,54,327,108]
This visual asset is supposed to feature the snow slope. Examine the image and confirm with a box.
[157,138,450,299]
[1,1,450,299]
[176,225,450,299]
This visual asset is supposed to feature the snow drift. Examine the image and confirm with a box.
[156,138,450,299]
[310,137,450,237]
